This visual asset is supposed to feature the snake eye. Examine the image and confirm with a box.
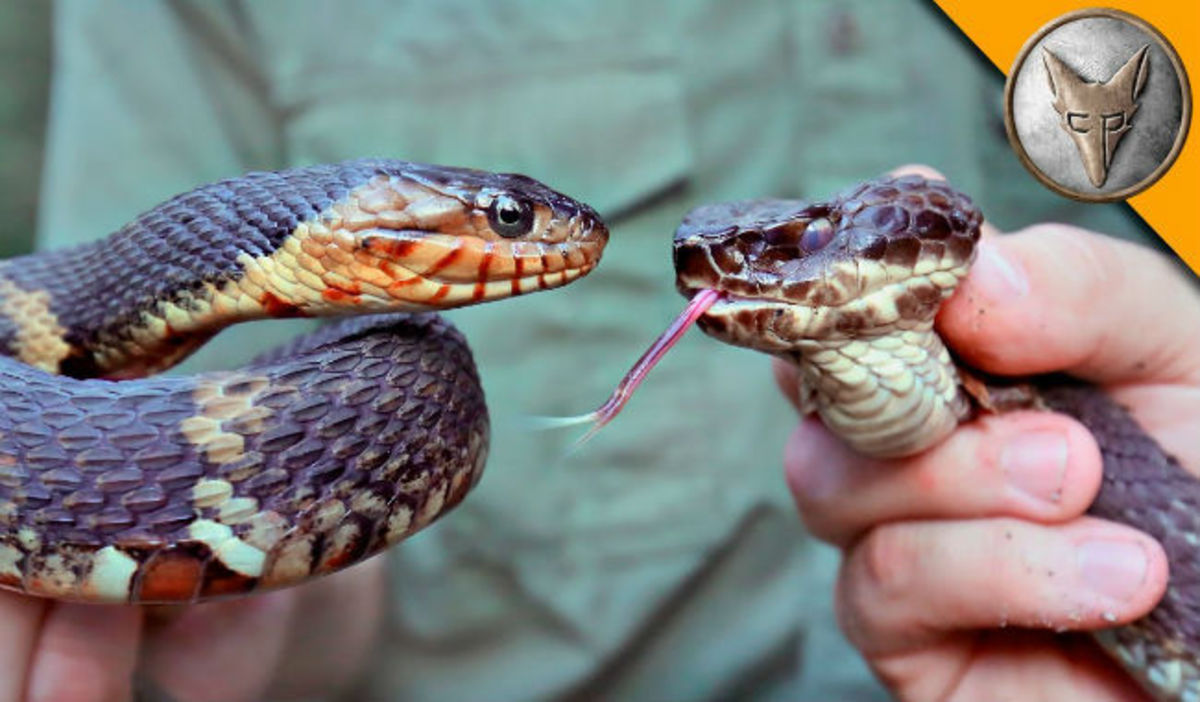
[487,195,535,238]
[800,218,834,252]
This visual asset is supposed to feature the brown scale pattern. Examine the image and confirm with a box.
[0,314,486,602]
[673,175,981,309]
[0,158,604,378]
[0,161,383,377]
[673,174,1200,701]
[1044,382,1200,697]
[0,159,607,604]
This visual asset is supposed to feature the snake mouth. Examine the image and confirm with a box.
[676,286,815,354]
[679,285,797,310]
[283,166,609,312]
[349,234,604,309]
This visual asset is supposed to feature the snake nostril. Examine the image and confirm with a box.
[712,243,745,274]
[674,245,721,288]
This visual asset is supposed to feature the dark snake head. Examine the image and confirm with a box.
[672,175,984,352]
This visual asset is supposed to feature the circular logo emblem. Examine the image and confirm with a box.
[1004,8,1191,202]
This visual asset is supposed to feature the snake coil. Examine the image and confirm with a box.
[0,158,607,604]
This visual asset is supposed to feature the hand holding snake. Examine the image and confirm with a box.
[776,166,1198,702]
[570,164,1198,701]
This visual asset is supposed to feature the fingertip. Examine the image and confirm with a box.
[772,358,803,414]
[965,410,1102,522]
[979,220,1004,240]
[1070,517,1171,625]
[1056,414,1105,516]
[269,562,388,699]
[940,223,1200,382]
[27,604,142,702]
[938,237,1034,363]
[0,593,46,702]
[784,417,856,507]
[145,592,297,702]
[888,164,946,181]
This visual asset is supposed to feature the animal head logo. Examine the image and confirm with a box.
[1042,45,1150,187]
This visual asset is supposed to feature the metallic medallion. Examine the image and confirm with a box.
[1004,8,1191,202]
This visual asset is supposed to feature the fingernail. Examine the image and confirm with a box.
[1001,430,1068,504]
[1077,539,1149,602]
[972,241,1029,298]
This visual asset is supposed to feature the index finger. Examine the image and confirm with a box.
[941,220,1200,387]
[889,164,1200,386]
[0,592,44,701]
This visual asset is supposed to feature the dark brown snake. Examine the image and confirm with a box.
[666,175,1197,701]
[0,158,606,604]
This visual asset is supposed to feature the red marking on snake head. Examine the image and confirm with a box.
[511,258,525,295]
[426,247,462,276]
[365,237,418,260]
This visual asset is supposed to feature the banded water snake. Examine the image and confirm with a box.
[0,158,606,604]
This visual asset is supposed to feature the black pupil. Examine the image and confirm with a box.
[499,204,521,224]
[489,196,533,237]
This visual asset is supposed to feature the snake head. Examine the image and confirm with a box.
[282,159,608,313]
[672,175,983,352]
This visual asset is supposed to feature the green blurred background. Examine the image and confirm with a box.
[0,2,1169,701]
[0,0,49,259]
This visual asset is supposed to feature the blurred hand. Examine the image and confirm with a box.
[776,165,1200,701]
[1,557,384,702]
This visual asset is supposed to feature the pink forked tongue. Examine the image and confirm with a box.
[541,288,722,447]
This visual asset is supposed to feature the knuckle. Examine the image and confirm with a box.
[833,560,872,649]
[888,164,945,181]
[784,453,832,510]
[835,525,920,651]
[783,422,851,537]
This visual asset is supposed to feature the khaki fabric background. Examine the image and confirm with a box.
[24,1,1155,700]
[0,0,49,260]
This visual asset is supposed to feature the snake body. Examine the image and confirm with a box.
[672,176,1197,701]
[0,159,606,603]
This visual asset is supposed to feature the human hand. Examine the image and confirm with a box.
[0,557,384,702]
[776,165,1200,700]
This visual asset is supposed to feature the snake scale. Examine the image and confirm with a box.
[0,158,606,604]
[667,175,1197,701]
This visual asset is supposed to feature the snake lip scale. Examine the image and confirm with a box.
[667,174,1199,702]
[0,158,607,605]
